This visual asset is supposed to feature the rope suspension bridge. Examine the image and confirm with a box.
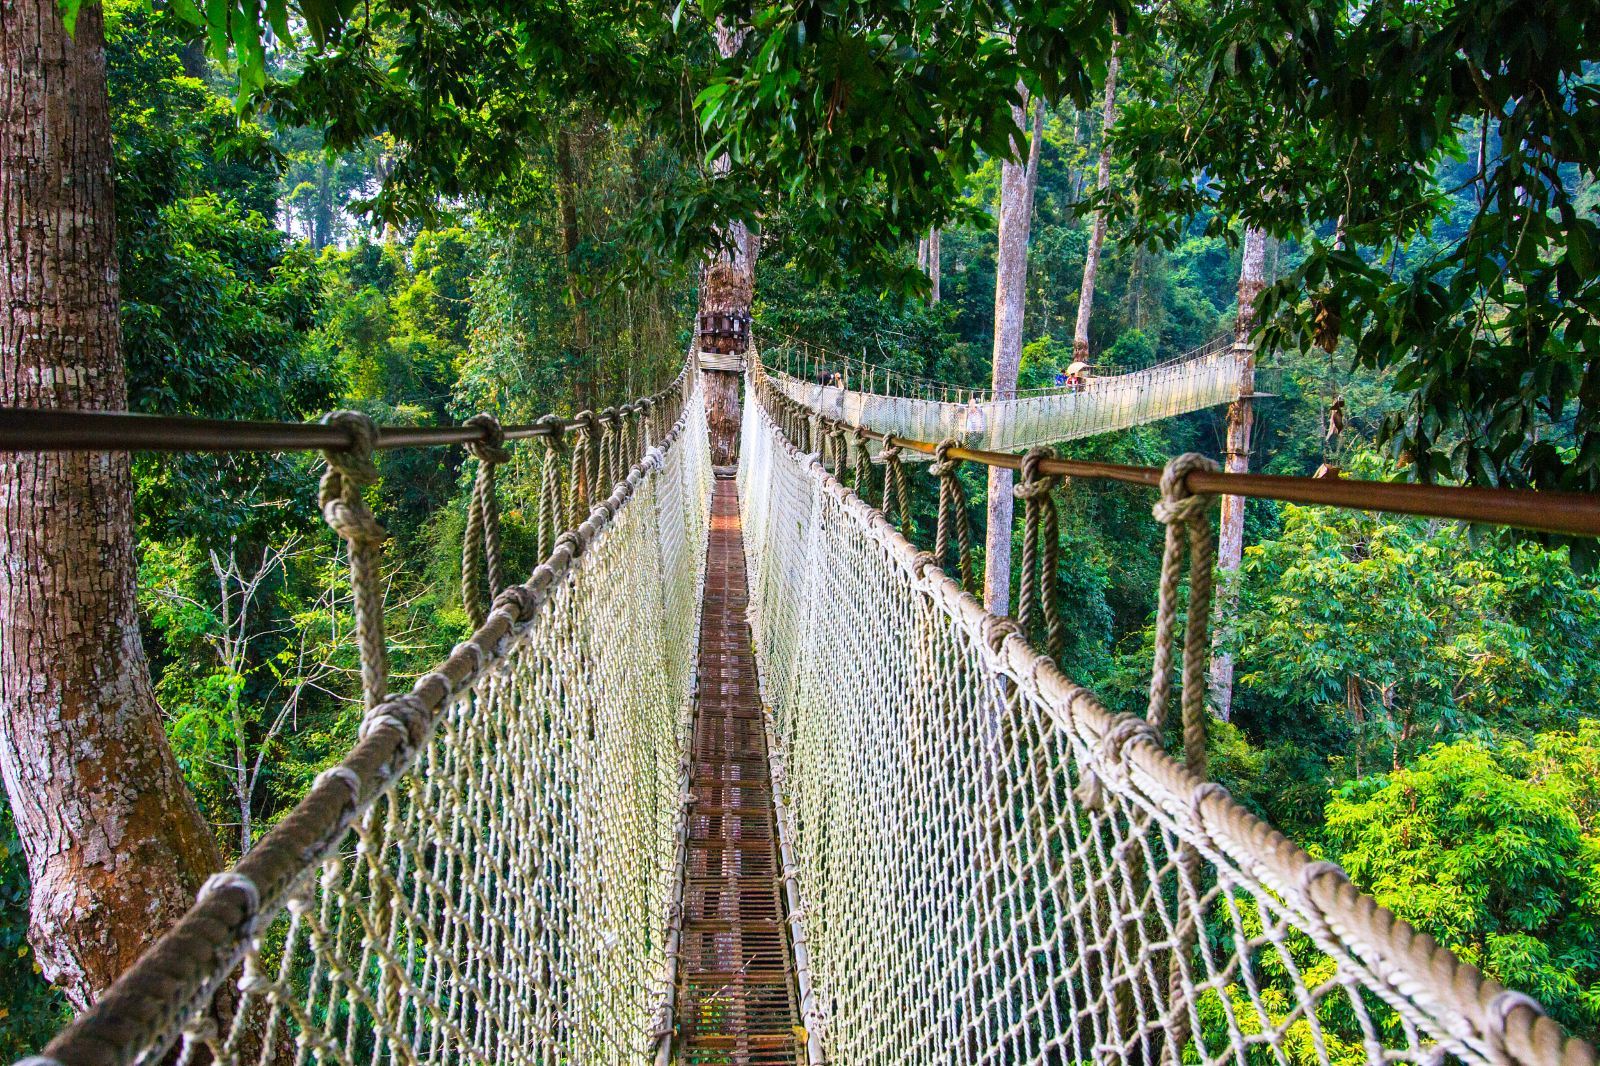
[767,332,1252,455]
[4,341,1600,1066]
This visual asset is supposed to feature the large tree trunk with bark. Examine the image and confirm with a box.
[1208,226,1266,721]
[1073,38,1118,362]
[699,21,755,466]
[0,0,221,1010]
[982,95,1042,614]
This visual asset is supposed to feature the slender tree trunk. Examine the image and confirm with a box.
[0,0,221,1009]
[928,229,941,304]
[312,160,333,251]
[1073,37,1119,362]
[1208,226,1266,722]
[983,93,1042,614]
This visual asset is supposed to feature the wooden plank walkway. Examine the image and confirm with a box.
[673,472,803,1065]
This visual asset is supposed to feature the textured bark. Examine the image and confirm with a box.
[1208,226,1266,722]
[928,229,940,304]
[1073,39,1118,363]
[0,0,221,1009]
[982,95,1040,615]
[699,19,755,465]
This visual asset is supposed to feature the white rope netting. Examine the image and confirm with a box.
[772,333,1246,454]
[36,387,712,1066]
[737,377,1591,1066]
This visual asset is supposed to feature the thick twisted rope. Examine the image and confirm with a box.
[826,423,849,479]
[1146,452,1219,773]
[851,426,873,499]
[930,438,976,593]
[320,411,388,711]
[597,407,619,495]
[569,410,600,523]
[461,414,512,630]
[1144,452,1219,1064]
[880,436,913,534]
[1014,446,1065,662]
[535,415,566,559]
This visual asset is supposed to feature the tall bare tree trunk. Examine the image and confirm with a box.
[0,0,221,1009]
[983,94,1042,614]
[928,229,941,304]
[1208,226,1266,721]
[1073,38,1118,362]
[700,21,756,466]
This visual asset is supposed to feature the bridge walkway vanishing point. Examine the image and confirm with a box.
[10,352,1600,1066]
[671,473,807,1064]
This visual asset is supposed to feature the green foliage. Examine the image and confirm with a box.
[0,805,65,1058]
[1112,0,1600,501]
[1227,462,1600,782]
[107,0,335,546]
[1325,727,1600,1036]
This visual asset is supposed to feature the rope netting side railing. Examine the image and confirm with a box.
[21,373,714,1066]
[769,332,1249,454]
[737,371,1598,1066]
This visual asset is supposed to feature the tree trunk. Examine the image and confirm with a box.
[1208,226,1266,722]
[700,20,755,466]
[928,228,941,304]
[312,160,334,251]
[0,0,222,1010]
[1073,37,1118,362]
[982,93,1041,615]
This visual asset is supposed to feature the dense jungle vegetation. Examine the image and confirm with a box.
[2,0,1598,1052]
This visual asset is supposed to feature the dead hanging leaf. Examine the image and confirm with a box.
[1313,296,1342,353]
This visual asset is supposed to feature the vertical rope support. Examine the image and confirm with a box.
[319,411,388,711]
[930,439,976,593]
[597,407,618,495]
[1014,446,1065,662]
[570,410,600,523]
[535,415,566,559]
[880,436,913,535]
[1145,451,1219,1065]
[851,426,873,500]
[461,414,512,630]
[1145,452,1219,766]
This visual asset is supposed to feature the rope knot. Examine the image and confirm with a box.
[535,413,567,444]
[1151,452,1218,526]
[319,410,388,709]
[1012,445,1060,500]
[321,410,381,486]
[465,413,511,465]
[319,411,386,546]
[929,437,959,478]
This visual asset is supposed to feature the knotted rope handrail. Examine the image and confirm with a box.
[930,438,976,593]
[1146,452,1219,776]
[1013,444,1064,661]
[26,361,706,1066]
[739,359,1598,1066]
[461,413,512,629]
[534,413,567,558]
[879,435,913,534]
[319,410,388,710]
[569,409,600,521]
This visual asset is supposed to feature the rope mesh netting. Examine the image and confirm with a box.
[736,377,1594,1066]
[32,385,712,1066]
[772,333,1245,454]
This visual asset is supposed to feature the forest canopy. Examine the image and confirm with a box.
[2,0,1599,1054]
